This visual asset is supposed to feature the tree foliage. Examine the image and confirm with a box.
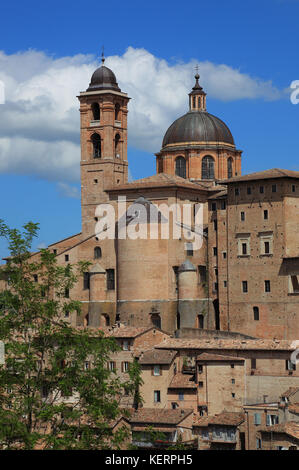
[0,220,141,449]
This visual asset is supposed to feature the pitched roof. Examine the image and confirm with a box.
[100,325,154,338]
[168,373,197,389]
[193,416,209,427]
[105,173,209,192]
[220,168,299,184]
[197,352,245,362]
[128,408,193,425]
[139,349,177,365]
[155,338,295,351]
[281,387,299,398]
[208,412,245,427]
[258,422,299,440]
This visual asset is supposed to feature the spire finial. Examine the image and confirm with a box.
[195,64,200,79]
[101,46,105,64]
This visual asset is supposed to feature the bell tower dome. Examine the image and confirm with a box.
[78,54,130,235]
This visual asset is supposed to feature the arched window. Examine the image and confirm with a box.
[201,155,215,179]
[100,314,110,327]
[227,157,233,179]
[94,247,102,259]
[115,134,121,158]
[115,103,120,121]
[151,313,161,329]
[91,133,101,158]
[175,156,186,179]
[91,102,100,121]
[197,314,204,329]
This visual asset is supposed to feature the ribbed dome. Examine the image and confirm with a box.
[162,111,235,148]
[87,65,121,92]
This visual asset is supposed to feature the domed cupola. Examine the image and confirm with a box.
[155,69,242,182]
[87,54,121,92]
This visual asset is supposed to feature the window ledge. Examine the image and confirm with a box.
[259,254,273,257]
[288,293,299,296]
[237,255,250,258]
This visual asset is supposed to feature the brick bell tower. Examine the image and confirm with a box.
[77,54,130,235]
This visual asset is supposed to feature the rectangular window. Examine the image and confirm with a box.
[84,361,90,370]
[256,438,262,449]
[223,252,227,259]
[264,241,270,254]
[186,243,193,256]
[235,188,239,196]
[264,280,271,292]
[247,187,252,195]
[106,269,115,290]
[292,185,296,193]
[83,272,90,290]
[264,210,268,220]
[290,275,299,294]
[198,381,203,388]
[232,379,235,384]
[65,254,69,262]
[224,280,227,287]
[221,200,226,210]
[122,340,130,351]
[108,361,116,372]
[64,288,69,299]
[272,184,277,193]
[153,365,161,376]
[254,413,261,425]
[53,249,57,255]
[154,390,161,403]
[253,306,259,321]
[242,243,247,255]
[33,274,38,283]
[211,202,217,211]
[213,219,218,231]
[213,247,217,256]
[241,211,245,221]
[122,362,129,372]
[251,358,256,370]
[232,393,235,398]
[260,186,264,194]
[178,392,184,401]
[242,281,248,293]
[198,265,207,284]
[286,360,296,371]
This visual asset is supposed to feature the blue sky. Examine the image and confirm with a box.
[0,0,299,258]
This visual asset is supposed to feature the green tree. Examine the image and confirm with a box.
[0,220,141,450]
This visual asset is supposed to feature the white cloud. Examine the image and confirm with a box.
[57,182,80,199]
[0,47,283,185]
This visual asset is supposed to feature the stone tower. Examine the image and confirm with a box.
[77,56,130,235]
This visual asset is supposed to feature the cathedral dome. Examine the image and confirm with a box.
[87,56,121,92]
[162,111,235,148]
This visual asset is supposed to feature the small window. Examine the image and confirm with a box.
[292,185,296,193]
[33,274,38,283]
[211,202,217,211]
[251,358,256,369]
[247,187,252,195]
[264,210,268,220]
[122,340,130,351]
[242,281,248,293]
[186,243,193,256]
[198,265,207,285]
[213,247,217,256]
[235,188,239,196]
[64,288,69,298]
[91,102,100,121]
[106,269,115,290]
[153,365,161,376]
[264,241,270,254]
[83,272,90,290]
[91,133,101,158]
[241,211,245,221]
[242,243,247,255]
[231,364,235,369]
[254,413,261,425]
[115,103,120,121]
[232,379,235,384]
[224,280,227,287]
[53,249,57,255]
[94,247,102,259]
[84,361,90,370]
[221,200,226,210]
[154,390,161,402]
[178,392,184,401]
[108,361,116,372]
[286,360,296,371]
[213,220,217,231]
[264,280,271,292]
[65,254,69,262]
[223,252,227,259]
[198,381,203,388]
[260,186,264,194]
[122,362,129,372]
[272,184,277,193]
[172,402,178,409]
[290,275,299,294]
[232,393,235,398]
[253,306,259,321]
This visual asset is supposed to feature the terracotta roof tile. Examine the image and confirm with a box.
[128,408,193,425]
[106,173,208,192]
[193,416,209,427]
[155,338,295,351]
[208,412,245,426]
[258,422,299,440]
[197,352,245,362]
[220,168,299,184]
[289,404,299,415]
[168,373,197,389]
[139,349,177,365]
[100,325,153,338]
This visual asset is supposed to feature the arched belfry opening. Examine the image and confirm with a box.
[91,133,101,158]
[91,102,100,121]
[115,133,121,158]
